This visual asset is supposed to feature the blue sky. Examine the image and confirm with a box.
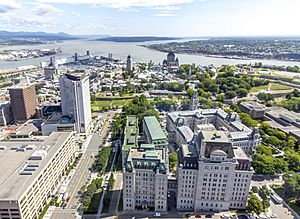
[0,0,299,36]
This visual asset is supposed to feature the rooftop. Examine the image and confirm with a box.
[43,112,75,125]
[125,147,167,173]
[233,146,251,160]
[0,132,73,200]
[143,116,166,141]
[123,116,138,152]
[201,130,230,143]
[240,101,266,110]
[11,120,42,137]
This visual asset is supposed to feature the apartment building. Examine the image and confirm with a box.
[177,131,253,212]
[0,132,75,219]
[166,109,260,153]
[59,73,92,133]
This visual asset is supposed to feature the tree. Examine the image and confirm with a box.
[239,113,258,127]
[257,92,274,102]
[216,94,225,103]
[267,136,281,148]
[225,90,237,99]
[283,171,300,200]
[286,152,300,172]
[169,152,178,170]
[247,194,264,215]
[238,88,248,97]
[251,186,259,193]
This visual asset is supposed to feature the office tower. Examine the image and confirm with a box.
[126,55,132,71]
[9,84,38,122]
[59,73,92,133]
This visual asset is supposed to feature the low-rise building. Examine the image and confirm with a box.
[142,116,167,147]
[41,113,75,136]
[239,101,266,119]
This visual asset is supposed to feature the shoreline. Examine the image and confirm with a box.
[143,46,300,64]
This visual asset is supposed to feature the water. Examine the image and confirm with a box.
[1,39,300,71]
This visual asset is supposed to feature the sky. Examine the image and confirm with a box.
[0,0,299,37]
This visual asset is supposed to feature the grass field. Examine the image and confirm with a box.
[250,85,268,92]
[269,83,292,91]
[91,99,131,111]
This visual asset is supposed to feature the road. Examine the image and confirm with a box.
[51,112,114,219]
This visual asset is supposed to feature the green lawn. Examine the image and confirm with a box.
[91,99,131,111]
[250,85,268,92]
[269,83,292,91]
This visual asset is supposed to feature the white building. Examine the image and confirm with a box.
[59,73,92,133]
[0,132,75,219]
[166,109,257,212]
[176,131,254,212]
[122,116,168,212]
[166,109,260,153]
[123,145,168,212]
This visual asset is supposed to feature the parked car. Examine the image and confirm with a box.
[154,212,161,217]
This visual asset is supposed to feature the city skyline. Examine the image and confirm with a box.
[0,0,300,37]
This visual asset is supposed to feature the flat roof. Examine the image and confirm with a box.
[8,83,34,90]
[201,130,230,143]
[143,116,166,141]
[11,120,41,136]
[0,132,73,200]
[123,116,138,152]
[233,146,251,160]
[43,113,75,125]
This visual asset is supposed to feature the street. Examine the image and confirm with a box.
[51,111,115,219]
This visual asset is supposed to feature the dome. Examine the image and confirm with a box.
[210,149,227,157]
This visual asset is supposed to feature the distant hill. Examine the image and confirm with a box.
[0,31,77,40]
[95,36,181,42]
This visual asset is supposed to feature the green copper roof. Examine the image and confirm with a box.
[123,116,138,152]
[143,116,167,141]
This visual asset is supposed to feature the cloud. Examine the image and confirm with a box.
[36,0,203,9]
[153,13,177,17]
[0,0,21,13]
[32,4,63,16]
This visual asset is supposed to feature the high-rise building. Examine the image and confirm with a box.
[126,55,132,71]
[9,84,38,122]
[176,131,253,212]
[123,116,168,212]
[166,108,257,212]
[59,73,92,133]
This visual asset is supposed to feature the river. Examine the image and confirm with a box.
[1,39,300,71]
